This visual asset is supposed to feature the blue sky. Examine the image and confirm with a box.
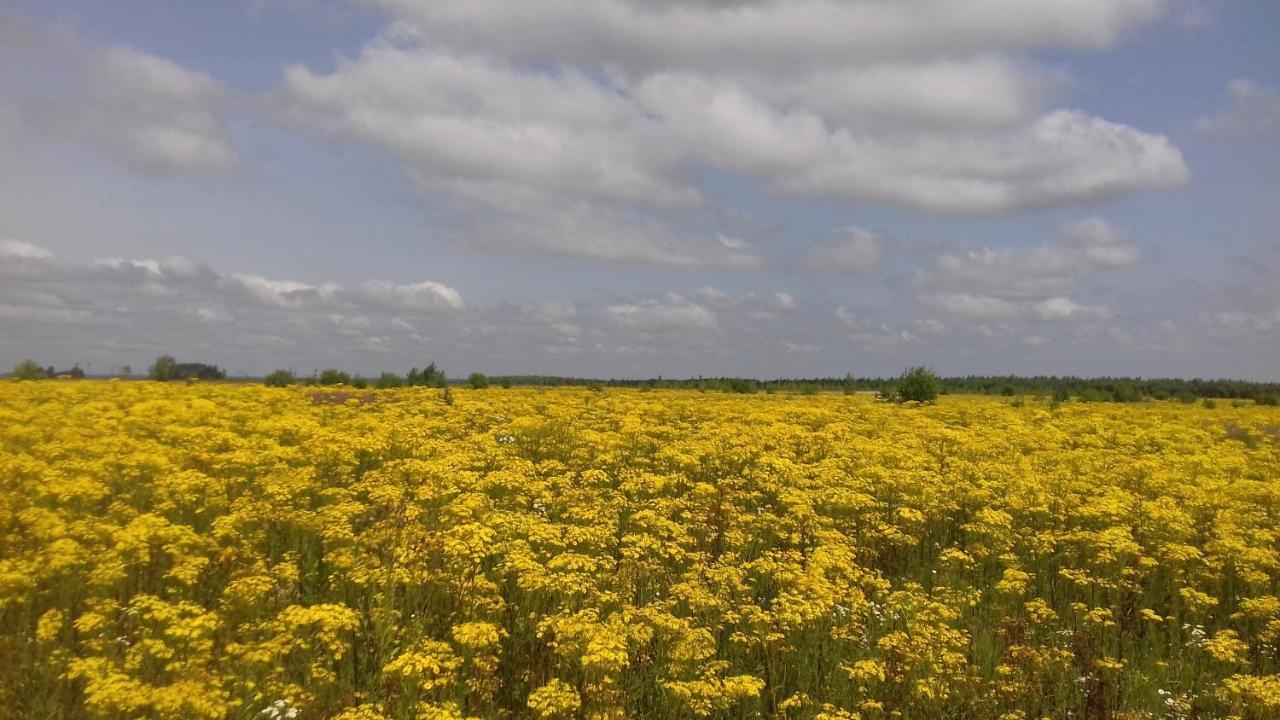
[1,0,1277,379]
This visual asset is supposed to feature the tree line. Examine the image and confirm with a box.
[8,357,1280,405]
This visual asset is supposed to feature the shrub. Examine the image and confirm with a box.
[318,369,351,386]
[376,372,404,389]
[149,355,179,381]
[468,372,489,389]
[1079,388,1110,403]
[1202,398,1217,409]
[264,369,295,387]
[1112,383,1144,403]
[408,362,447,388]
[896,366,940,403]
[10,359,46,380]
[842,374,858,395]
[1257,395,1279,407]
[150,356,224,381]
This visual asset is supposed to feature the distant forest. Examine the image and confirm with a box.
[483,374,1280,403]
[8,355,1280,404]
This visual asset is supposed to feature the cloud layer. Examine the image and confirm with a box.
[0,15,237,173]
[268,0,1189,264]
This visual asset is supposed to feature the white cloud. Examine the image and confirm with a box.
[0,240,53,260]
[925,293,1021,319]
[280,42,692,208]
[750,57,1051,131]
[269,0,1189,264]
[1213,307,1279,333]
[1,18,237,174]
[1057,217,1143,267]
[606,296,718,331]
[803,227,882,274]
[353,281,465,311]
[916,218,1141,321]
[775,109,1187,213]
[83,46,238,173]
[1196,78,1280,136]
[833,306,918,348]
[232,274,328,307]
[370,0,1168,71]
[1033,296,1108,322]
[443,200,764,268]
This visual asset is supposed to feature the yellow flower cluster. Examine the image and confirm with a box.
[1,381,1279,719]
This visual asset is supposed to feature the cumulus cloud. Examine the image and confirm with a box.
[0,251,463,368]
[1196,79,1280,136]
[0,240,54,260]
[76,46,238,173]
[0,15,237,174]
[917,218,1141,322]
[606,296,718,331]
[803,227,883,274]
[369,0,1168,71]
[0,249,819,374]
[833,307,919,349]
[270,0,1189,263]
[3,242,1272,378]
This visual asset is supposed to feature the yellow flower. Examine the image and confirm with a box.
[527,679,581,719]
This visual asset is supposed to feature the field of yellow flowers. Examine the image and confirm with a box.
[1,381,1279,720]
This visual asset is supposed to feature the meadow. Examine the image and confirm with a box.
[1,381,1278,720]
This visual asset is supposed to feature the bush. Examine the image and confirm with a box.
[896,366,940,403]
[149,355,179,381]
[1079,388,1110,403]
[1257,395,1279,407]
[842,374,858,395]
[264,369,295,387]
[408,362,447,388]
[376,372,404,389]
[10,359,46,381]
[1202,398,1217,409]
[467,372,489,389]
[1112,383,1144,403]
[150,356,224,381]
[318,369,351,386]
[352,377,369,389]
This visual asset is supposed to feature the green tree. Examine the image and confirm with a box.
[318,369,351,386]
[149,355,179,381]
[10,359,46,380]
[467,372,489,389]
[376,372,404,389]
[264,369,296,387]
[407,362,447,387]
[896,366,940,403]
[1112,382,1143,403]
[842,373,858,395]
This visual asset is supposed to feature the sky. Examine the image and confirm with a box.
[0,0,1277,380]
